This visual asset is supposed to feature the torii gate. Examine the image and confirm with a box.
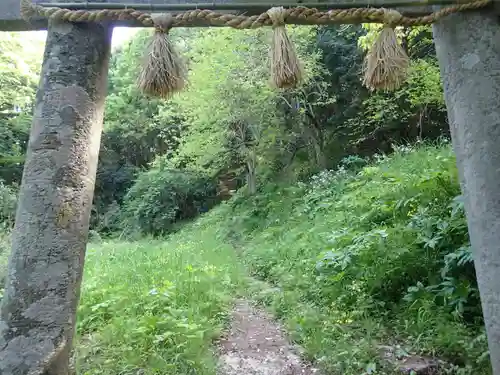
[0,0,500,374]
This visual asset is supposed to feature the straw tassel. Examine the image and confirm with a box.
[267,7,303,89]
[362,9,409,92]
[137,13,187,98]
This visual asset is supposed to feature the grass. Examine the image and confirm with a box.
[74,214,247,375]
[0,142,493,374]
[0,230,10,295]
[0,209,247,375]
[221,142,491,374]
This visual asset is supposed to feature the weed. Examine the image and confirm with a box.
[0,143,492,375]
[74,216,246,375]
[224,143,490,375]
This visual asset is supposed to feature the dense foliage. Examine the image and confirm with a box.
[122,167,217,235]
[0,23,490,375]
[71,145,489,375]
[0,32,43,185]
[224,144,487,374]
[75,229,244,375]
[0,25,448,235]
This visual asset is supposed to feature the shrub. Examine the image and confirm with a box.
[0,230,11,302]
[122,167,217,235]
[0,180,17,227]
[225,143,489,374]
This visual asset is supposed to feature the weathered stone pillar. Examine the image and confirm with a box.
[0,19,111,374]
[432,10,500,374]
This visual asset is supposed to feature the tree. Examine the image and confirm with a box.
[160,26,328,191]
[0,32,44,185]
[91,29,186,225]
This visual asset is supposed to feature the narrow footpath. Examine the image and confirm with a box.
[216,299,318,375]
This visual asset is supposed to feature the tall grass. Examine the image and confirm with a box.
[0,230,10,295]
[223,142,490,374]
[0,142,492,375]
[75,215,246,375]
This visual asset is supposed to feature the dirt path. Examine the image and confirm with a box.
[216,299,319,375]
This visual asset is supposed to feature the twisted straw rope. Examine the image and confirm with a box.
[20,0,492,28]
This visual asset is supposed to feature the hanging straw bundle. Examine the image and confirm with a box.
[362,9,409,92]
[267,7,303,89]
[137,13,188,98]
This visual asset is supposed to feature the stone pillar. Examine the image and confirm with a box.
[0,19,111,375]
[432,10,500,374]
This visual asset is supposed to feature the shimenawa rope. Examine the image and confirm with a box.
[20,0,492,28]
[19,0,492,96]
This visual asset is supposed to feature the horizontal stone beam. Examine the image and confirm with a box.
[0,0,491,31]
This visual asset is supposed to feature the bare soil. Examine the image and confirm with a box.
[216,299,319,375]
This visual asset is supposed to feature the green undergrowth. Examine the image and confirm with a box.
[220,142,491,375]
[0,227,11,297]
[74,215,247,375]
[0,142,492,375]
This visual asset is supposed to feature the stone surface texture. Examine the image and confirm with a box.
[0,19,111,375]
[433,8,500,375]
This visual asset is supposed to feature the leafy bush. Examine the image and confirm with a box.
[122,167,218,235]
[0,231,11,301]
[91,200,124,236]
[0,180,17,226]
[223,142,489,374]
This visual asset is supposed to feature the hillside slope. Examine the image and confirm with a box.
[0,143,490,375]
[218,142,489,374]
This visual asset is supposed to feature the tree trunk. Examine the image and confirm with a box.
[432,10,500,374]
[304,108,326,169]
[0,19,111,375]
[246,149,257,195]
